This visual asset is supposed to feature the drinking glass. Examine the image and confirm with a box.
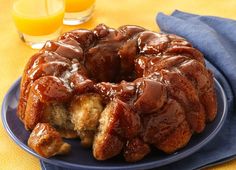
[12,0,65,49]
[63,0,95,25]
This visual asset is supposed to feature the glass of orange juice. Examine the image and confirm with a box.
[12,0,65,49]
[63,0,95,25]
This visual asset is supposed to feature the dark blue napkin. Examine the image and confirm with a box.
[41,11,236,170]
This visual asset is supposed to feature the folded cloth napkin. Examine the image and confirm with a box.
[41,11,235,170]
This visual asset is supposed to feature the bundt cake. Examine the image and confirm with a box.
[18,24,217,162]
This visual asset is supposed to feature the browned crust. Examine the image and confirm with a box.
[123,138,150,162]
[155,120,192,154]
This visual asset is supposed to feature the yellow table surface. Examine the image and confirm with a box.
[0,0,236,169]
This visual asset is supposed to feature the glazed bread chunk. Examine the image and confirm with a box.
[28,123,71,158]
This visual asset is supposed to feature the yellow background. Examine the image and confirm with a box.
[0,0,236,169]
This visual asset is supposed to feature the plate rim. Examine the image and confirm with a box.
[1,77,228,170]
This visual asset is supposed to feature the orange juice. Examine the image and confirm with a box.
[65,0,95,13]
[63,0,95,25]
[12,0,64,36]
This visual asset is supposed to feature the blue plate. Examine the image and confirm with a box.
[1,78,228,170]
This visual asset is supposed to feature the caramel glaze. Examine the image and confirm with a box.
[18,24,217,160]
